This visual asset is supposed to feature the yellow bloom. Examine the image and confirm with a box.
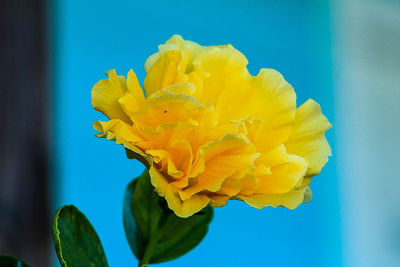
[92,35,332,218]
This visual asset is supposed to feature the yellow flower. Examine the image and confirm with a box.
[92,35,332,218]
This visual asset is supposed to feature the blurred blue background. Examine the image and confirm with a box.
[51,0,400,266]
[52,1,338,266]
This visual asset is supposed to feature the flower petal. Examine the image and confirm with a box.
[208,195,230,207]
[91,69,131,123]
[285,99,332,176]
[192,46,249,107]
[127,69,146,106]
[143,50,185,97]
[145,34,228,74]
[211,176,243,204]
[93,119,149,164]
[238,173,260,196]
[238,186,308,209]
[163,82,196,96]
[217,177,242,196]
[165,185,210,218]
[93,119,142,143]
[179,134,258,200]
[119,92,142,116]
[131,91,205,130]
[193,47,296,150]
[254,154,307,194]
[248,69,297,150]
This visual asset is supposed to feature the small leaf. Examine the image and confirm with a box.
[52,205,109,267]
[131,170,165,242]
[150,205,213,263]
[123,170,213,265]
[123,179,144,259]
[0,255,29,267]
[123,171,165,261]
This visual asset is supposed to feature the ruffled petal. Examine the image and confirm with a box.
[208,195,230,207]
[216,177,242,196]
[165,184,210,218]
[254,154,308,194]
[91,69,131,123]
[248,69,297,150]
[192,46,249,107]
[193,47,296,150]
[149,165,171,197]
[145,34,228,73]
[143,50,185,97]
[126,69,146,106]
[286,99,332,176]
[179,134,259,200]
[93,119,142,143]
[237,186,308,209]
[144,37,297,152]
[131,91,205,129]
[147,139,193,185]
[119,92,142,116]
[238,174,259,196]
[209,177,242,207]
[163,82,196,96]
[93,119,150,165]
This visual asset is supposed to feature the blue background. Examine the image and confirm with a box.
[52,1,340,266]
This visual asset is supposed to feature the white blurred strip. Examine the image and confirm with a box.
[333,1,400,267]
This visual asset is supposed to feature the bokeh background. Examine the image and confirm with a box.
[1,0,399,266]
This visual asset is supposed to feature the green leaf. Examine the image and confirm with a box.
[0,255,29,267]
[123,179,145,259]
[123,171,165,262]
[123,170,213,266]
[52,205,109,267]
[150,205,213,263]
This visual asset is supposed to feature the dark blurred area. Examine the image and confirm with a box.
[0,0,50,266]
